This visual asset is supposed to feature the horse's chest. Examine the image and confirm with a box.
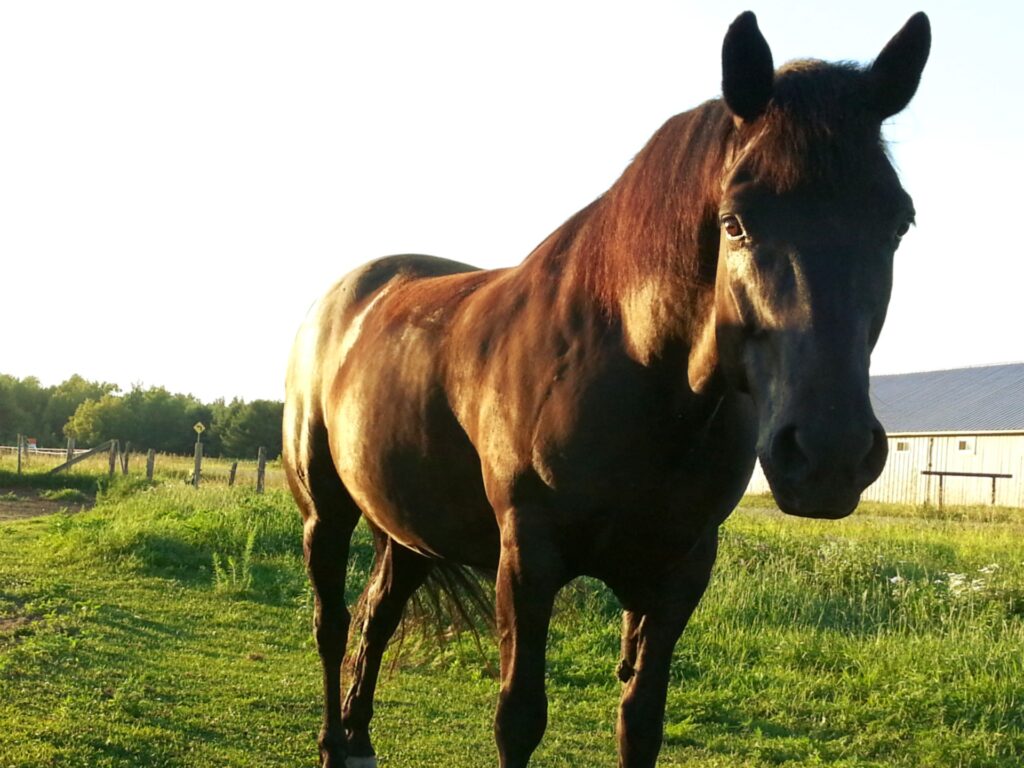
[530,378,756,508]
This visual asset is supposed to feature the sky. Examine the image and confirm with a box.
[3,1,1022,404]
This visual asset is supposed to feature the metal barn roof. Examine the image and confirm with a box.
[870,363,1024,433]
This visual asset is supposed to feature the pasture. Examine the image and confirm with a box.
[0,471,1021,767]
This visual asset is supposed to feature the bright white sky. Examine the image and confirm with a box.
[3,1,1021,403]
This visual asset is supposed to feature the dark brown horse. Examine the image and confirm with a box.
[284,12,930,767]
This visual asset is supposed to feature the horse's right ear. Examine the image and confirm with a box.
[721,11,775,123]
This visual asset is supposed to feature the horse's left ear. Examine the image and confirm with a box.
[867,12,931,118]
[722,11,775,123]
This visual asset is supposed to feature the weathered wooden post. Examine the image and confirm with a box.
[108,440,118,477]
[121,441,131,476]
[256,447,266,494]
[193,443,203,488]
[16,434,23,475]
[66,437,75,467]
[192,422,206,488]
[228,461,238,487]
[146,449,156,481]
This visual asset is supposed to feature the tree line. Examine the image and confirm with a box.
[0,374,283,459]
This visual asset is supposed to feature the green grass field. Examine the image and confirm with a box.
[1,471,1021,767]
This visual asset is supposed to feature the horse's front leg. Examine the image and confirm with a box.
[493,507,567,768]
[617,530,718,768]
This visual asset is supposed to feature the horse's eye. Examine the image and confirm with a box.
[895,218,913,240]
[721,214,745,240]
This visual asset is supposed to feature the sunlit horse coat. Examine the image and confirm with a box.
[284,12,930,768]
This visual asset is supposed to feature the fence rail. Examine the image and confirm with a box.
[921,470,1014,508]
[1,436,278,492]
[0,446,90,458]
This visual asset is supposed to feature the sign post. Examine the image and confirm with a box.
[192,422,205,488]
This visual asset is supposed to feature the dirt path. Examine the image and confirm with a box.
[0,488,93,522]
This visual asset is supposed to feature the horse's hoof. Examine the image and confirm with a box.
[319,731,347,768]
[320,752,348,768]
[345,758,379,768]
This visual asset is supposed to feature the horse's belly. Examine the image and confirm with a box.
[329,363,500,569]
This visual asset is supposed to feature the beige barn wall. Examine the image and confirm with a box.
[745,432,1024,507]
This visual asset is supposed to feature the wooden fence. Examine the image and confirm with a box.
[4,436,273,493]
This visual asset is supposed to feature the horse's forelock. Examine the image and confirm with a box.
[739,61,888,193]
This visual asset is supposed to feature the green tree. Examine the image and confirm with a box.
[0,375,49,444]
[65,385,211,453]
[45,375,117,445]
[6,371,283,456]
[218,400,283,459]
[65,394,131,446]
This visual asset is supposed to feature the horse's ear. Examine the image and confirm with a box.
[867,12,931,118]
[721,11,775,123]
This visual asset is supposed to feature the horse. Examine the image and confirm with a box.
[283,11,930,767]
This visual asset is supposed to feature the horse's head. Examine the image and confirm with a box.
[700,12,930,519]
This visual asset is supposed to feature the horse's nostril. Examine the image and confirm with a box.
[770,424,808,477]
[861,427,889,481]
[770,422,885,484]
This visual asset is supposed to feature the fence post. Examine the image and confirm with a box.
[146,449,156,481]
[66,437,75,467]
[193,441,203,488]
[228,461,238,487]
[121,441,131,476]
[108,440,118,477]
[256,447,266,494]
[17,434,23,475]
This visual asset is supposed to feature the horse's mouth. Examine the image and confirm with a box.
[760,460,864,520]
[770,486,860,520]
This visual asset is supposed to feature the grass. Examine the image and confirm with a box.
[1,474,1022,766]
[38,488,92,505]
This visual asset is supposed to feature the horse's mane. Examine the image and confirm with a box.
[522,60,889,314]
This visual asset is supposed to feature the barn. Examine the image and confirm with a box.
[746,363,1024,508]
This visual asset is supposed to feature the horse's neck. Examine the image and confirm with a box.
[545,192,718,368]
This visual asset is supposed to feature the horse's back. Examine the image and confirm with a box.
[284,253,481,456]
[283,254,501,563]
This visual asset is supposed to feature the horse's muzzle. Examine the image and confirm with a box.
[761,420,888,519]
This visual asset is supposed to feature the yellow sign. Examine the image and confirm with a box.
[193,422,206,434]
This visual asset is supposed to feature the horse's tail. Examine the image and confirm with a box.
[413,560,496,641]
[350,533,496,671]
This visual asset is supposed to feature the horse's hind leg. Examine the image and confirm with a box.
[305,507,361,768]
[285,427,362,768]
[342,535,434,766]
